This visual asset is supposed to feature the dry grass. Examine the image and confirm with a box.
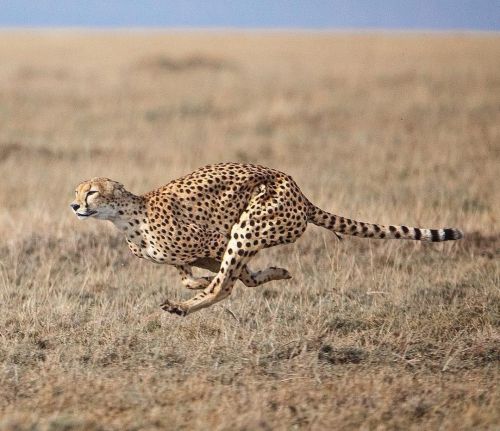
[0,31,499,430]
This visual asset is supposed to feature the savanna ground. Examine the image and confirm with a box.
[0,32,499,430]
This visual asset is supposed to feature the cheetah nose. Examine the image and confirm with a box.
[71,203,80,211]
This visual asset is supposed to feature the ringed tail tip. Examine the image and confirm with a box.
[442,228,463,241]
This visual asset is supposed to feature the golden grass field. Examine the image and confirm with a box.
[0,31,499,430]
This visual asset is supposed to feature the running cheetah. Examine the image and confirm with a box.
[70,163,463,316]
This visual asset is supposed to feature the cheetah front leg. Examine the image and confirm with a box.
[239,265,292,287]
[161,220,258,316]
[175,265,213,290]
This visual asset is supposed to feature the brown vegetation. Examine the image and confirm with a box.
[0,32,498,430]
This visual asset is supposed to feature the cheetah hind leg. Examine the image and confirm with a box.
[161,184,300,315]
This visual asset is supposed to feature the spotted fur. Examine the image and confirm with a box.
[71,163,463,316]
[307,207,462,242]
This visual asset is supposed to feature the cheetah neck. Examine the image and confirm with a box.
[109,194,148,234]
[111,194,152,259]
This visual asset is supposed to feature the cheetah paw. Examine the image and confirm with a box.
[160,299,188,316]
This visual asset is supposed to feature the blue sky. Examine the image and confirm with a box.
[0,0,498,30]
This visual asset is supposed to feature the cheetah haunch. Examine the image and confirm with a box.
[70,163,463,316]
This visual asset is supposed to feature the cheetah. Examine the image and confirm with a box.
[70,163,463,316]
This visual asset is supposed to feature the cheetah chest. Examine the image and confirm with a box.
[126,237,175,264]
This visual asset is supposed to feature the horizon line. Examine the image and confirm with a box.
[0,26,499,34]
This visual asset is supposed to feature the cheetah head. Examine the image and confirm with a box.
[70,178,126,220]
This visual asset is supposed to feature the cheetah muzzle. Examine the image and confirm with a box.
[71,163,463,316]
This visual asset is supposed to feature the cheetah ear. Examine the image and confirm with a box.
[112,182,126,197]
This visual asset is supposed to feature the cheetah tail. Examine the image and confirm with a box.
[307,205,463,242]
